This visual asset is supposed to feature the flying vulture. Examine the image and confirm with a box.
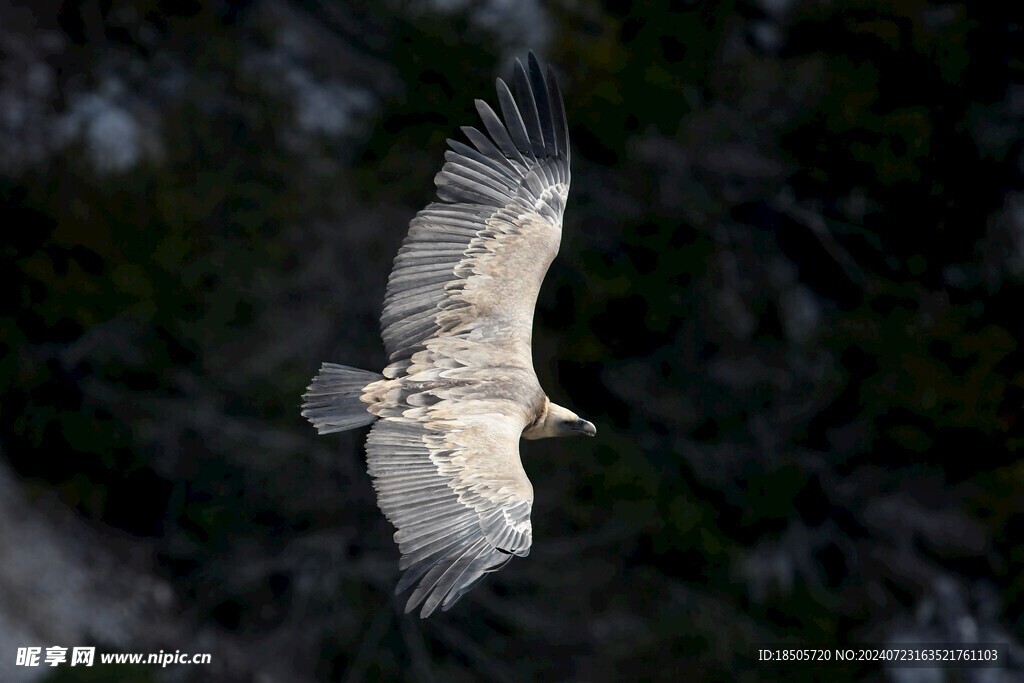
[302,53,595,617]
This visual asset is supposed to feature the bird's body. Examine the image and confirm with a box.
[302,53,594,617]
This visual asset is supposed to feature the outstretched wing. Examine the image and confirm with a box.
[380,52,571,369]
[366,390,535,617]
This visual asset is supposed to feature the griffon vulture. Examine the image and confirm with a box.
[302,53,595,617]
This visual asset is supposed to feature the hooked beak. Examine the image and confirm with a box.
[575,419,597,437]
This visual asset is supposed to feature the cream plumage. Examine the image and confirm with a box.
[302,53,595,617]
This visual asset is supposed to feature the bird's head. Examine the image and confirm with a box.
[523,400,596,440]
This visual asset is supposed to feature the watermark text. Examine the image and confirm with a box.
[16,646,211,669]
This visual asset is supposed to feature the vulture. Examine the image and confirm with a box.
[302,53,595,617]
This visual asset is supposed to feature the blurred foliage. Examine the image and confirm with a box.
[2,0,1023,681]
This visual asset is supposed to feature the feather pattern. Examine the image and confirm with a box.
[365,380,539,616]
[305,53,578,618]
[380,54,571,364]
[367,54,571,615]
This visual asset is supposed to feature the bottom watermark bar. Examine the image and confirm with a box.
[754,643,1008,668]
[16,646,212,669]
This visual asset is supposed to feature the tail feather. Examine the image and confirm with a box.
[302,363,383,434]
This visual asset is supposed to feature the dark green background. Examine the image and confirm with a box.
[2,1,1021,681]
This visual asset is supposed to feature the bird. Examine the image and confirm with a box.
[301,53,595,618]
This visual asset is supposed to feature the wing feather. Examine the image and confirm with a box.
[444,141,520,183]
[439,160,513,197]
[396,516,482,551]
[512,58,546,160]
[389,261,458,276]
[495,78,535,161]
[383,281,450,304]
[547,67,570,166]
[474,99,530,167]
[459,126,520,172]
[385,273,455,294]
[441,556,506,609]
[380,54,571,363]
[366,404,534,617]
[413,537,491,616]
[435,172,510,206]
[435,182,504,208]
[528,53,559,159]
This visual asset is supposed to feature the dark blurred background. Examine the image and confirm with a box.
[2,1,1022,681]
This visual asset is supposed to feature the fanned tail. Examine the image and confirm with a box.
[301,363,382,434]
